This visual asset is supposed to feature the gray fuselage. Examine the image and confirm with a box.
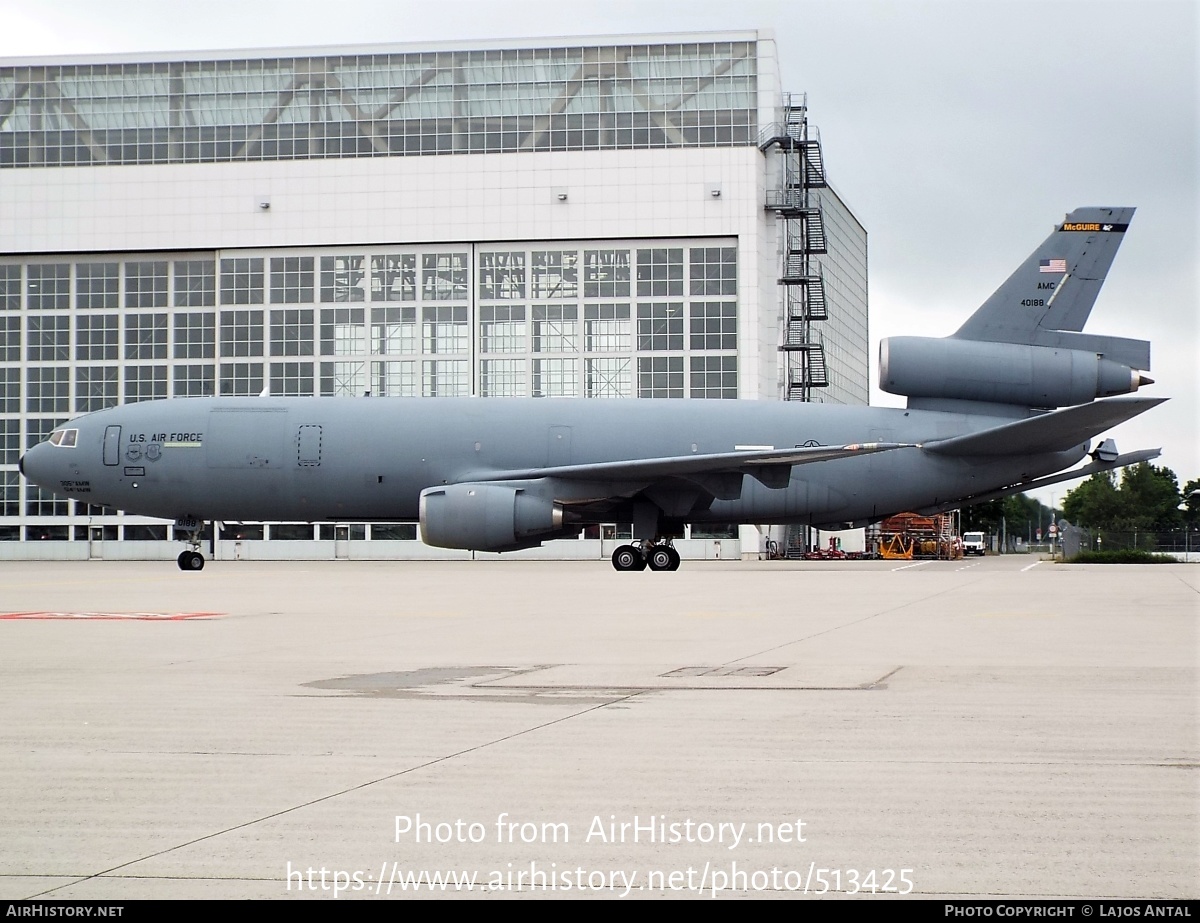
[22,396,1085,531]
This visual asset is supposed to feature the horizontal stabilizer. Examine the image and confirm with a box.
[923,397,1166,457]
[475,442,915,485]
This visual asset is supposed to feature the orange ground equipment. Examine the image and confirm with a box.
[875,512,963,561]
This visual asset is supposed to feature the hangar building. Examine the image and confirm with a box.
[0,31,868,559]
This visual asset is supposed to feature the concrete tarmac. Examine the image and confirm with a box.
[0,556,1196,900]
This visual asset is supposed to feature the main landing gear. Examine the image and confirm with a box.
[611,540,680,572]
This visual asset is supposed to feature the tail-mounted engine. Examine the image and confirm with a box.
[879,336,1152,408]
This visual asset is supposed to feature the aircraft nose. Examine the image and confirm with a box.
[19,442,56,489]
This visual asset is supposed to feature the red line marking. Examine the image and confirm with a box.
[0,611,227,620]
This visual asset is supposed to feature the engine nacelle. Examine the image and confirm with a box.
[879,336,1149,408]
[419,482,565,551]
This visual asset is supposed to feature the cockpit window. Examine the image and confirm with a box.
[48,429,78,448]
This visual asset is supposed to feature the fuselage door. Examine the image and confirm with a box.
[297,425,322,467]
[103,425,121,466]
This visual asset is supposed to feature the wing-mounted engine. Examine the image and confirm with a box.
[879,336,1153,409]
[418,482,569,552]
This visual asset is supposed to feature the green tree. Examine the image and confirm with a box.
[1062,471,1123,529]
[1062,463,1185,530]
[1182,478,1200,530]
[1118,463,1182,530]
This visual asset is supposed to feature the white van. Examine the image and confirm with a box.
[962,532,987,555]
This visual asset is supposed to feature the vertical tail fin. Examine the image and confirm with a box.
[953,207,1144,366]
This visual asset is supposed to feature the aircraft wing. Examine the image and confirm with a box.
[923,397,1166,457]
[471,442,915,487]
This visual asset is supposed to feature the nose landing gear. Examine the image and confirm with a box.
[175,519,207,571]
[177,550,205,571]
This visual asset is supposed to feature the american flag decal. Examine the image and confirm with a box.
[1039,258,1067,273]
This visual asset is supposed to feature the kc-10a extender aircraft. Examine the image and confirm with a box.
[20,207,1163,572]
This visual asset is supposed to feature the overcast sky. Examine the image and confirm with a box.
[2,0,1196,500]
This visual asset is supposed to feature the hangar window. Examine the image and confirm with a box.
[220,258,264,305]
[174,364,215,398]
[479,305,526,353]
[689,247,737,296]
[371,360,417,397]
[125,525,169,541]
[27,315,70,361]
[320,361,364,397]
[26,368,70,414]
[0,369,18,412]
[637,302,683,351]
[270,256,314,303]
[421,253,469,301]
[323,255,369,303]
[422,306,468,355]
[269,362,314,396]
[479,252,526,300]
[584,304,630,352]
[690,301,737,350]
[532,358,577,398]
[321,308,365,356]
[124,365,168,403]
[76,315,118,361]
[637,356,684,399]
[583,250,630,298]
[174,312,215,359]
[272,524,317,541]
[75,263,119,309]
[690,355,738,399]
[0,265,19,310]
[421,360,468,397]
[369,255,415,302]
[0,420,18,465]
[125,262,169,308]
[174,260,216,307]
[370,524,418,541]
[636,249,683,297]
[371,307,417,355]
[269,309,314,356]
[219,362,264,396]
[76,367,118,412]
[531,305,577,353]
[25,485,68,518]
[125,313,168,359]
[531,252,578,299]
[585,358,632,399]
[220,310,265,357]
[0,470,15,518]
[0,316,17,361]
[479,359,526,397]
[26,265,70,310]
